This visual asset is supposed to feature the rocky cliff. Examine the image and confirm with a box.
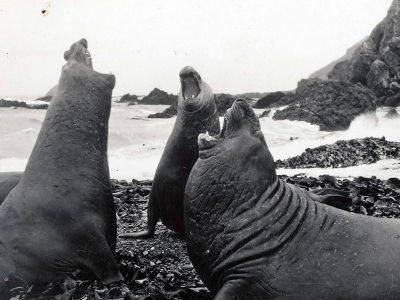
[309,38,368,80]
[328,0,400,106]
[273,79,377,131]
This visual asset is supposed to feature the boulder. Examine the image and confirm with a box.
[119,93,139,104]
[385,92,400,106]
[346,38,378,85]
[366,60,390,97]
[148,98,178,118]
[272,79,377,131]
[140,88,177,105]
[259,110,271,118]
[253,91,285,108]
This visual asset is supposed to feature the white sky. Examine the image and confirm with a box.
[0,0,393,97]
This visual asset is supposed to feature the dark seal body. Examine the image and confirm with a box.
[0,172,22,205]
[120,66,219,238]
[0,39,123,294]
[185,99,400,299]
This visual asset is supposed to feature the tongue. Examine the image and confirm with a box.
[198,133,218,150]
[183,77,200,99]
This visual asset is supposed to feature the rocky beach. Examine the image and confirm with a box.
[1,0,400,299]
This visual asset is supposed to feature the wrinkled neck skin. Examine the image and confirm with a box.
[24,60,114,182]
[175,81,219,139]
[187,128,277,223]
[185,130,277,286]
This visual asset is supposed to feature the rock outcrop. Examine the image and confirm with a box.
[258,110,271,118]
[118,93,139,104]
[148,98,178,118]
[327,0,400,105]
[253,91,285,108]
[0,99,48,109]
[309,38,368,80]
[140,88,177,105]
[273,79,377,131]
[148,93,254,118]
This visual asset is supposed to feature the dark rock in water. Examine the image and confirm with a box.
[384,108,400,118]
[148,97,178,118]
[253,91,285,108]
[276,137,400,169]
[272,79,377,131]
[0,99,48,109]
[385,178,400,190]
[259,110,271,118]
[140,88,177,105]
[35,85,57,102]
[385,93,400,107]
[29,104,48,109]
[119,93,139,104]
[327,0,400,99]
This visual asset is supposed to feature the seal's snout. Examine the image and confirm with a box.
[64,38,93,69]
[198,133,218,151]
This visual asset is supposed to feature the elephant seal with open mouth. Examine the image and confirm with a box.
[120,66,219,238]
[0,39,124,294]
[185,98,400,299]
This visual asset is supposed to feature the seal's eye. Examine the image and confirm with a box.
[253,130,259,136]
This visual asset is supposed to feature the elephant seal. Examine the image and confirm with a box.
[185,98,400,299]
[120,66,220,238]
[0,39,123,294]
[0,172,23,205]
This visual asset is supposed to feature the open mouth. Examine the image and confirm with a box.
[181,74,200,100]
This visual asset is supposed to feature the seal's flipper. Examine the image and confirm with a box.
[311,188,351,210]
[119,192,159,239]
[78,238,124,285]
